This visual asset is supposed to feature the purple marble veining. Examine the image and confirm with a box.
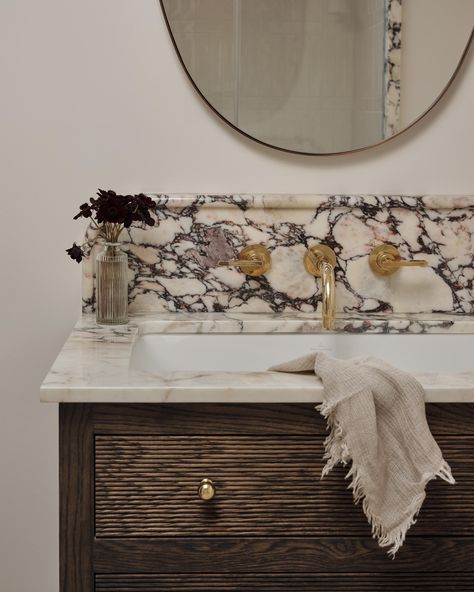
[82,195,474,316]
[384,0,402,137]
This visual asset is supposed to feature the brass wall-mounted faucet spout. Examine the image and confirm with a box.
[218,244,271,277]
[304,245,337,330]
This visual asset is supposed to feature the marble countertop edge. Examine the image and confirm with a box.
[40,312,474,404]
[40,382,474,404]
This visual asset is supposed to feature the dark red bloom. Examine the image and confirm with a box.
[68,190,157,263]
[91,190,156,226]
[73,202,93,219]
[66,243,84,263]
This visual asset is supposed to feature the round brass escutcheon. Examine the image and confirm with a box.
[198,478,216,501]
[304,244,337,277]
[238,244,272,277]
[217,244,271,277]
[369,243,428,276]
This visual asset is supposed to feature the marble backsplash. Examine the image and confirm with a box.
[82,195,474,316]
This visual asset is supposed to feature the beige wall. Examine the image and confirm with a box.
[0,1,473,590]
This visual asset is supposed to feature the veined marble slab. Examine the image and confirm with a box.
[384,0,402,137]
[41,312,474,404]
[82,195,474,316]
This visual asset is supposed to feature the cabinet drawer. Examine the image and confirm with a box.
[94,434,474,538]
[95,573,473,591]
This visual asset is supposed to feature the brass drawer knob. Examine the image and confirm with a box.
[198,478,216,501]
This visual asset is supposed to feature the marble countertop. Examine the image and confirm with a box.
[40,312,474,404]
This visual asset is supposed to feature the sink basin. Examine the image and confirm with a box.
[130,333,473,375]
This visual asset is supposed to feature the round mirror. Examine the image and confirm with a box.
[160,0,473,155]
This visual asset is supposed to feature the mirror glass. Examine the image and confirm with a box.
[161,0,473,155]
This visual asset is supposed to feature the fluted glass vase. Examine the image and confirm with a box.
[95,242,128,325]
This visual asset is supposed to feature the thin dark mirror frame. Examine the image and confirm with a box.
[159,2,474,156]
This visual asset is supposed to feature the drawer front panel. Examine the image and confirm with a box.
[90,403,474,436]
[95,573,473,591]
[95,434,474,537]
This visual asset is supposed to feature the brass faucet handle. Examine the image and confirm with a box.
[369,244,428,276]
[217,244,271,277]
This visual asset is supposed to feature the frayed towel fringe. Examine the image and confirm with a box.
[316,403,455,557]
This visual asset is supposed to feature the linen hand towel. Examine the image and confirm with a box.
[270,352,455,556]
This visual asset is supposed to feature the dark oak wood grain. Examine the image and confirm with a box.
[93,537,474,573]
[59,404,94,592]
[59,402,474,591]
[95,573,474,592]
[90,403,474,436]
[94,433,474,537]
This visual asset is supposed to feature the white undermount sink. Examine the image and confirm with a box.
[130,333,473,375]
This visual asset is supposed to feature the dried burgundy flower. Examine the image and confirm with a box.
[66,243,84,263]
[73,202,93,220]
[67,189,158,263]
[95,198,129,224]
[129,193,156,227]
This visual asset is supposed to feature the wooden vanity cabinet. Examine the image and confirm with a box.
[60,403,474,592]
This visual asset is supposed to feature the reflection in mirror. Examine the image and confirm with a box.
[161,0,474,155]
